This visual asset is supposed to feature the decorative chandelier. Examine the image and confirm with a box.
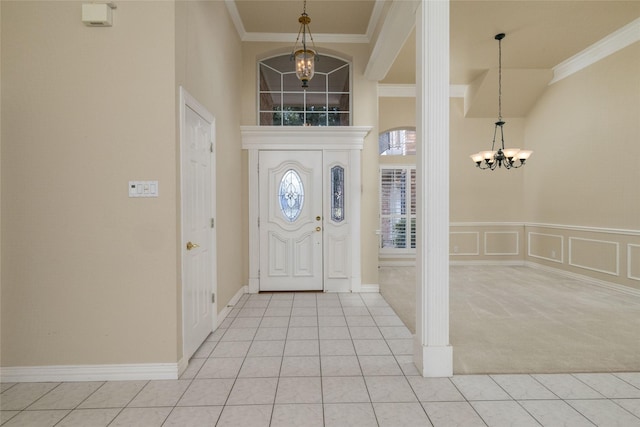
[291,0,318,88]
[470,33,532,170]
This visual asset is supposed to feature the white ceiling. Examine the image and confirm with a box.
[229,0,640,117]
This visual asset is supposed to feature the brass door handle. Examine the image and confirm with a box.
[186,241,200,251]
[316,216,321,221]
[315,227,321,232]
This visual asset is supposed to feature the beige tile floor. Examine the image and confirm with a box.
[2,291,640,426]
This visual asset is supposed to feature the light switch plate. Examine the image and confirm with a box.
[129,181,159,198]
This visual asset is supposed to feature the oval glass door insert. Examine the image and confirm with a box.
[279,169,305,222]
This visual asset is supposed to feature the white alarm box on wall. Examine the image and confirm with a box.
[82,3,114,27]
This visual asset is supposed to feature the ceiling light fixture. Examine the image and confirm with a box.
[470,33,532,170]
[291,0,318,89]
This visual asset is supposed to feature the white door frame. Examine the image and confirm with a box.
[179,87,217,361]
[241,126,371,293]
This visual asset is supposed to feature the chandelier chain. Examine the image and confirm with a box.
[498,35,502,121]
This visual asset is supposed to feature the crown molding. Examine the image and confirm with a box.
[550,17,640,85]
[241,32,369,44]
[224,0,247,41]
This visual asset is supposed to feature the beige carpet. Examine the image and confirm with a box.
[379,265,640,374]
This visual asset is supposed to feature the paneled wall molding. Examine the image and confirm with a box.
[526,261,640,298]
[568,237,620,276]
[527,232,564,264]
[628,244,640,281]
[484,231,519,256]
[450,231,480,256]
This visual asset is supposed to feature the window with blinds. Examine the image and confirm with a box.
[379,166,416,254]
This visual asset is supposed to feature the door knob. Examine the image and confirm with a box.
[316,216,321,221]
[186,241,200,251]
[315,227,321,232]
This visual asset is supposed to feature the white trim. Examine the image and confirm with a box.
[628,244,640,281]
[550,17,640,85]
[527,232,564,264]
[0,363,180,383]
[217,285,248,326]
[526,261,640,298]
[224,0,247,41]
[568,237,620,276]
[242,32,369,44]
[365,1,386,43]
[525,222,640,236]
[241,126,371,151]
[365,0,420,81]
[177,357,189,378]
[360,283,380,293]
[378,84,416,98]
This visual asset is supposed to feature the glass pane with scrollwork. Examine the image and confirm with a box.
[331,166,345,222]
[279,170,305,222]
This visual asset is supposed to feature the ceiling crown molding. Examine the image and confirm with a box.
[224,0,247,41]
[241,32,369,44]
[550,17,640,85]
[225,0,382,44]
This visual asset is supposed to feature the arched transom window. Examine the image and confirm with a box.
[258,54,351,126]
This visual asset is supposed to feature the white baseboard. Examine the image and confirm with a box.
[0,363,180,383]
[360,283,380,293]
[217,285,248,327]
[525,261,640,298]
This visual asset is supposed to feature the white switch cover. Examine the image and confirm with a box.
[129,181,159,198]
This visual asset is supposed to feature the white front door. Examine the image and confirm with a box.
[180,88,216,361]
[259,151,323,291]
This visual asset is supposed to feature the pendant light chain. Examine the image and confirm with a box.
[498,35,502,122]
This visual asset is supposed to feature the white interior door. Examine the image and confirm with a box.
[181,88,216,361]
[259,151,323,291]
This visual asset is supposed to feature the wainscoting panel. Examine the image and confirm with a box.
[485,231,519,256]
[382,223,640,292]
[569,237,619,276]
[528,232,564,263]
[450,232,479,255]
[629,244,640,281]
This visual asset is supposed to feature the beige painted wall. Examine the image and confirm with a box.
[1,2,178,366]
[524,43,640,230]
[379,96,526,223]
[175,1,244,326]
[240,43,380,286]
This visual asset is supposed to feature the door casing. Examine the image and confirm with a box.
[241,126,372,293]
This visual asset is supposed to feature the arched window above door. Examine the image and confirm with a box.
[258,54,351,126]
[379,128,416,155]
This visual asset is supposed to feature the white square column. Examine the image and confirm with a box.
[414,0,453,377]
